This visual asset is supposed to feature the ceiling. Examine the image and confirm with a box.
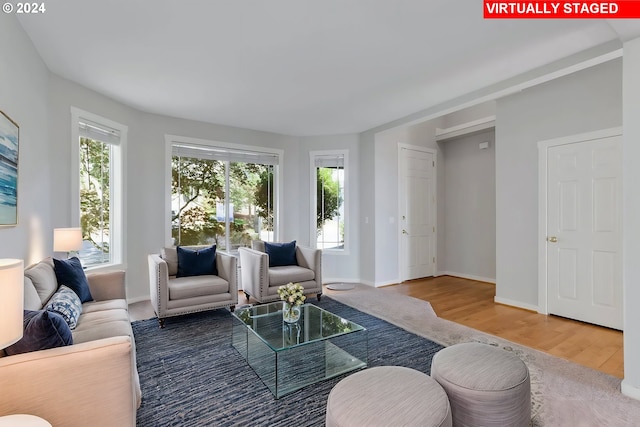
[17,1,640,136]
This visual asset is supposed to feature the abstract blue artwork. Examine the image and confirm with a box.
[0,110,18,226]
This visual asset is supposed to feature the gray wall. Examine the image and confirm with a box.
[622,37,640,398]
[0,14,51,264]
[299,134,360,283]
[371,119,445,285]
[442,129,496,281]
[495,59,622,307]
[47,74,364,301]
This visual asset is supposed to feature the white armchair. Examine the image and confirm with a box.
[239,241,322,304]
[148,246,238,327]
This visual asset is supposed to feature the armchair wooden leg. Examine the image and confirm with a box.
[230,305,235,312]
[159,318,165,329]
[244,291,251,301]
[317,293,322,302]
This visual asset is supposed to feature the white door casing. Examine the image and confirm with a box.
[538,128,623,330]
[399,145,436,282]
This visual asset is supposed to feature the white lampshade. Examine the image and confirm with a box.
[0,259,24,349]
[53,228,83,252]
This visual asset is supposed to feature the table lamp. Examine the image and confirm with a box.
[53,227,82,258]
[0,259,24,350]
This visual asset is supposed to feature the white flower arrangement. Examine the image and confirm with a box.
[277,282,306,307]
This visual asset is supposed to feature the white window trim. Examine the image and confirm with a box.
[309,149,349,255]
[164,134,284,248]
[70,106,127,270]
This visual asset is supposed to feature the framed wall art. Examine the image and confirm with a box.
[0,110,19,226]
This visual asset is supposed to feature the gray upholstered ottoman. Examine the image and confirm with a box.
[431,342,531,427]
[325,366,452,427]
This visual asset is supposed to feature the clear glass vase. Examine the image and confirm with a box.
[283,302,301,323]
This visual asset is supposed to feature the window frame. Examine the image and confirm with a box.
[70,106,127,270]
[309,149,349,254]
[164,135,283,250]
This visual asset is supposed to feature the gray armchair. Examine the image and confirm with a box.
[148,246,238,327]
[239,241,322,304]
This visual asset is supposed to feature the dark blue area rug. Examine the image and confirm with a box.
[133,297,444,426]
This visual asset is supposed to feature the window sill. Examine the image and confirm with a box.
[83,263,126,273]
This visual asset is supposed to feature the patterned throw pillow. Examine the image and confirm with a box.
[45,285,82,329]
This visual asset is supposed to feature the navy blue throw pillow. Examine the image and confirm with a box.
[53,257,93,303]
[5,310,73,356]
[265,240,298,267]
[177,245,218,277]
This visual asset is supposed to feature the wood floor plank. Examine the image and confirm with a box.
[385,275,624,378]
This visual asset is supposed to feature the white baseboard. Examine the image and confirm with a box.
[127,295,151,304]
[622,380,640,401]
[375,279,400,288]
[439,271,496,284]
[494,296,539,312]
[323,278,359,286]
[359,279,375,287]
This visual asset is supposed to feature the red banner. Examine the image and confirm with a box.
[484,1,640,18]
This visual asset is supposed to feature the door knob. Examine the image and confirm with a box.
[547,236,558,243]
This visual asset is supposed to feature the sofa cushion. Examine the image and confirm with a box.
[46,285,83,329]
[72,318,133,344]
[82,299,128,314]
[24,260,58,307]
[161,246,179,276]
[53,257,93,303]
[169,275,229,300]
[268,265,315,287]
[23,276,43,311]
[177,245,218,277]
[265,240,298,267]
[5,310,73,356]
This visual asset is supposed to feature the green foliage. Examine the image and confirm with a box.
[79,137,110,252]
[254,169,275,230]
[172,157,268,246]
[316,168,341,230]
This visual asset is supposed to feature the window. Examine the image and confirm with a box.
[169,139,281,252]
[71,107,125,268]
[310,150,347,251]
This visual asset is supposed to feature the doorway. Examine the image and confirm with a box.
[538,128,623,330]
[398,145,436,281]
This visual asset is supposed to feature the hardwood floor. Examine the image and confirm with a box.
[385,275,624,378]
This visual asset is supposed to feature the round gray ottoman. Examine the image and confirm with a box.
[326,366,452,427]
[431,342,531,427]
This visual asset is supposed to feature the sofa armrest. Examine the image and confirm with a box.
[216,252,238,295]
[239,247,269,297]
[0,337,136,427]
[86,270,126,301]
[297,246,322,287]
[148,254,169,317]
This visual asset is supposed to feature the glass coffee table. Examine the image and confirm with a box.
[232,302,368,398]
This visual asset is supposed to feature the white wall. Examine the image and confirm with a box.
[299,134,360,283]
[442,129,496,281]
[495,59,622,308]
[0,15,51,264]
[622,37,640,400]
[371,119,445,286]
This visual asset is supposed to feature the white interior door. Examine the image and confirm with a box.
[399,146,436,281]
[546,135,622,330]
